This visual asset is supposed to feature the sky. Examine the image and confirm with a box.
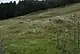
[0,0,43,3]
[0,0,19,3]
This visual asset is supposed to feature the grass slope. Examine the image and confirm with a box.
[0,3,80,54]
[14,3,80,20]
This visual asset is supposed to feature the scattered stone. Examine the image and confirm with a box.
[27,19,32,22]
[19,21,24,24]
[65,30,68,32]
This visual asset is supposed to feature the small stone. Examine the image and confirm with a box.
[65,30,68,32]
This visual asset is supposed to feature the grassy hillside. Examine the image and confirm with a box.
[0,3,80,54]
[14,3,80,20]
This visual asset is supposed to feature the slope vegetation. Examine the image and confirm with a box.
[0,3,80,54]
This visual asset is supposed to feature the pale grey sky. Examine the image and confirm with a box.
[0,0,43,3]
[0,0,19,3]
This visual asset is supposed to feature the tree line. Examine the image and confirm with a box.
[0,0,80,20]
